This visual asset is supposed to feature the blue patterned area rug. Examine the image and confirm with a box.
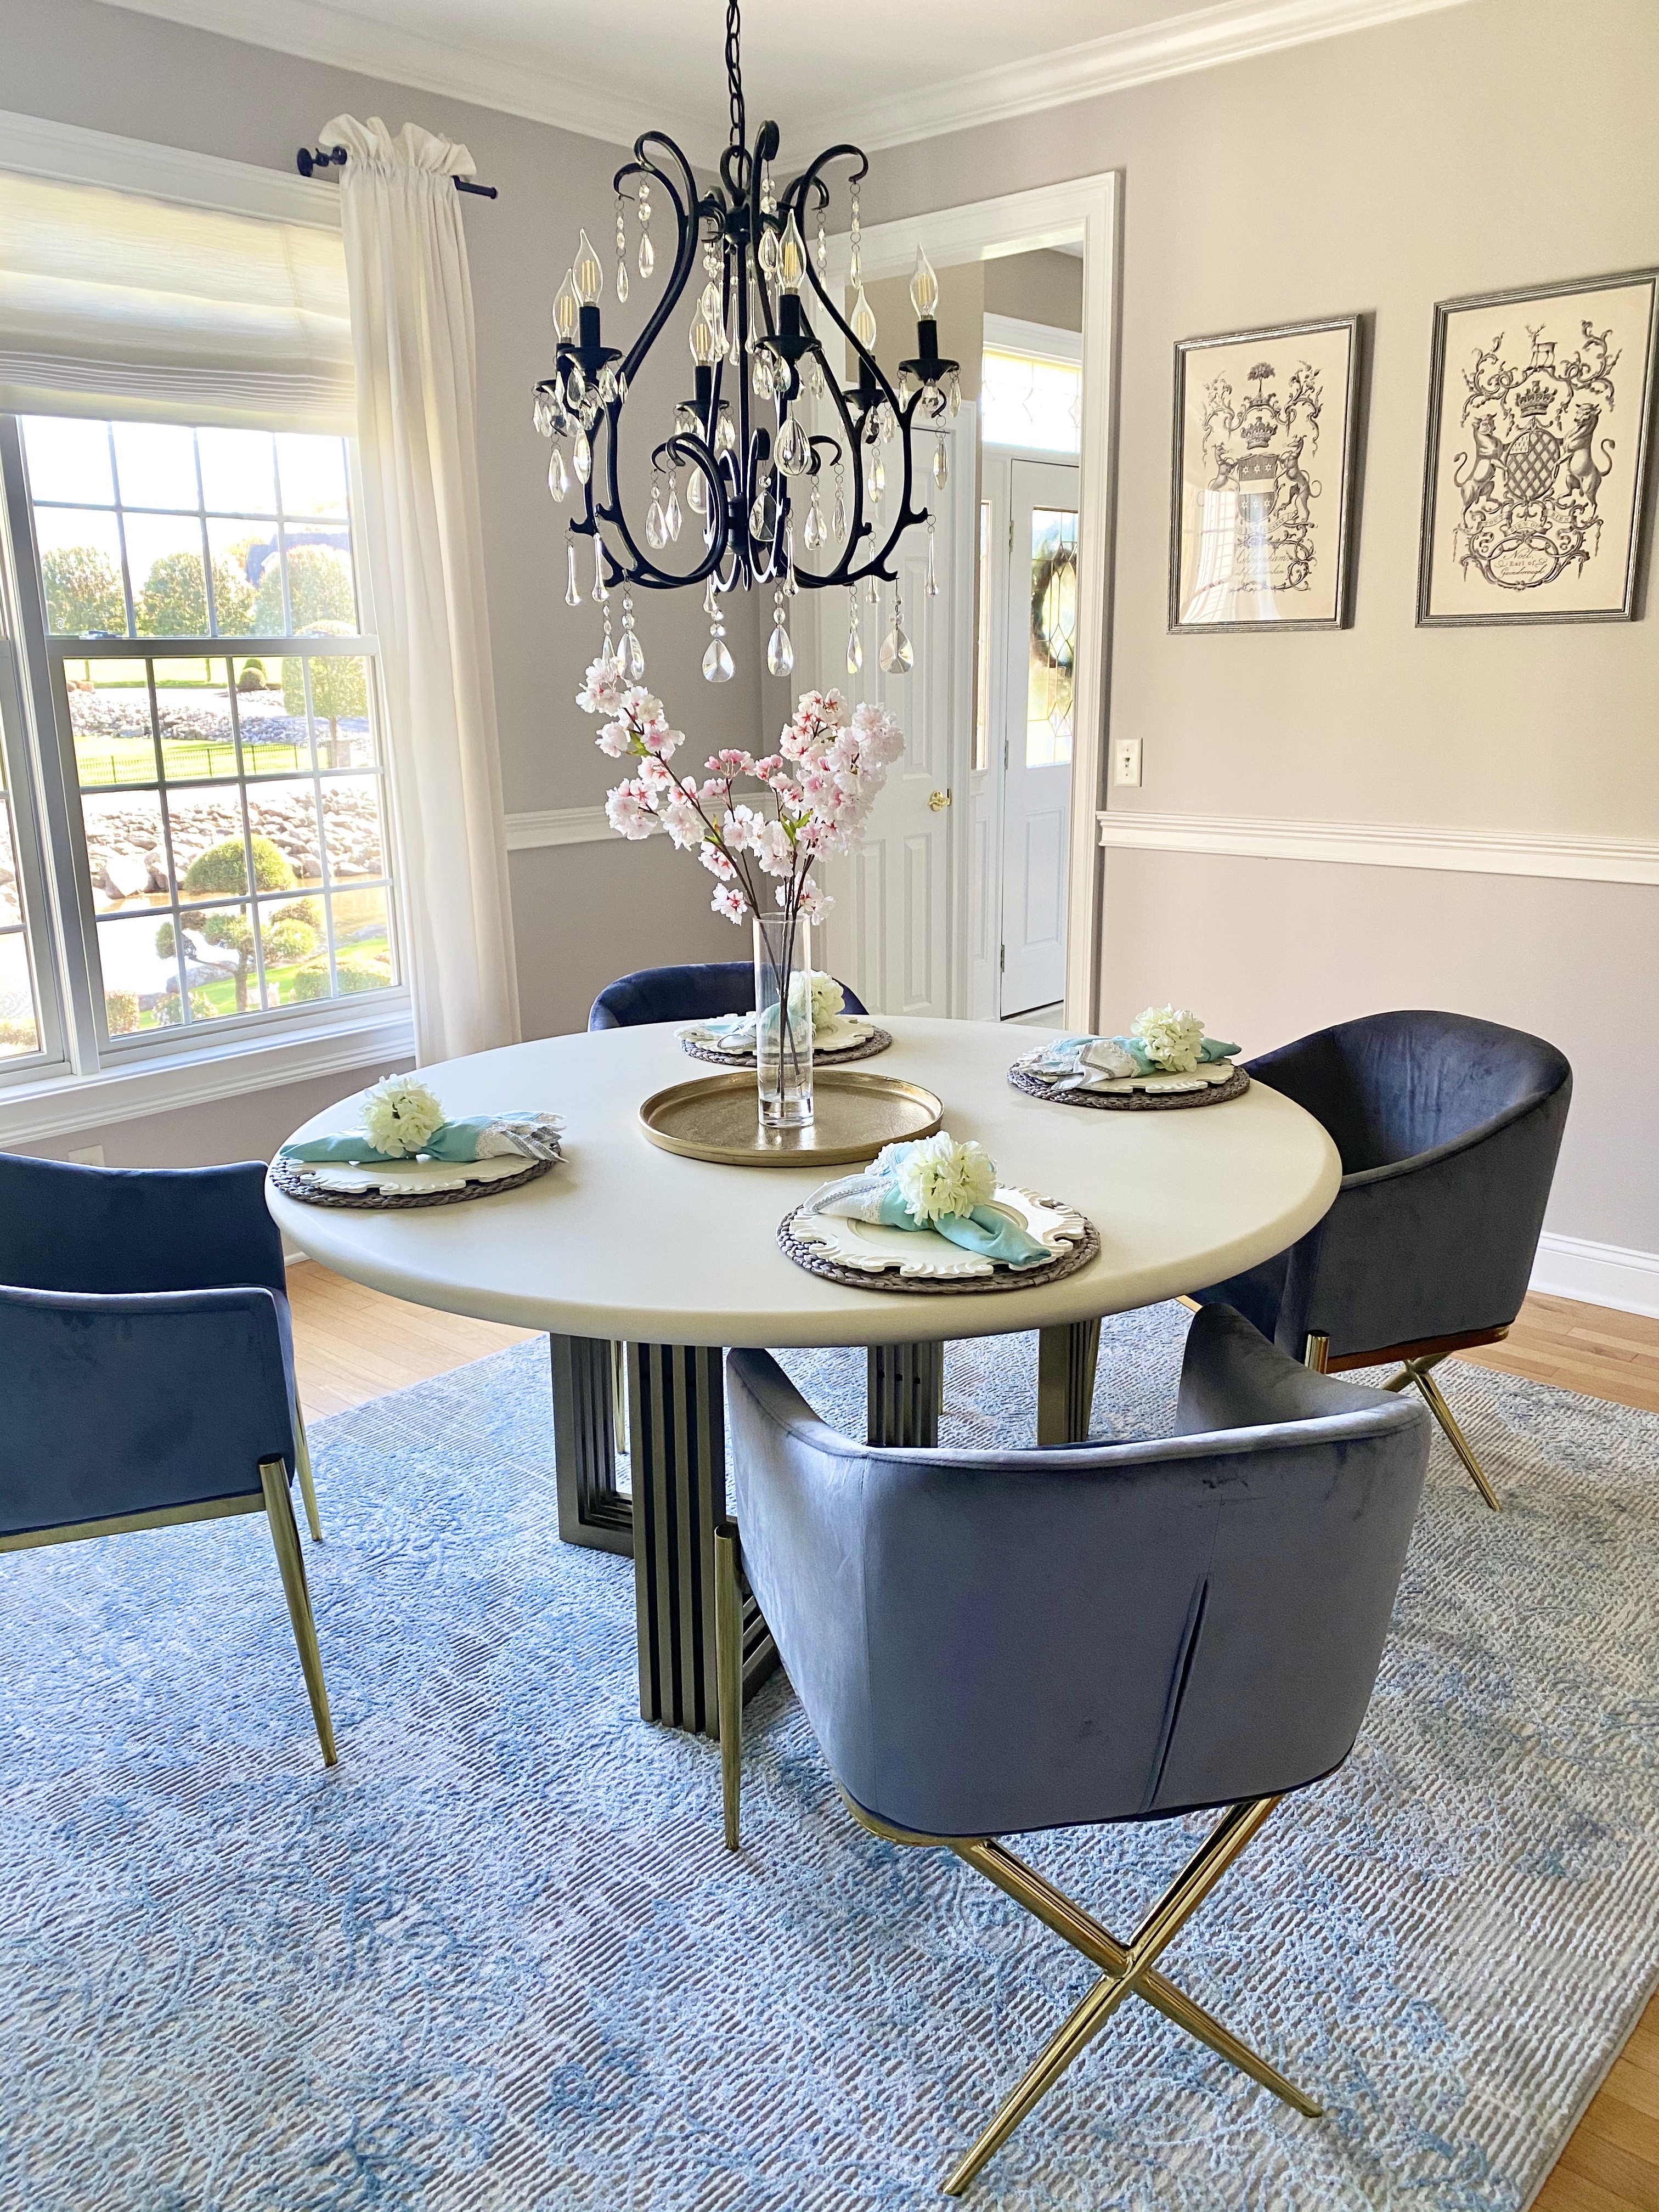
[3,1306,1656,2212]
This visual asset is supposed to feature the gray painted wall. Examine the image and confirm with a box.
[859,0,1659,1254]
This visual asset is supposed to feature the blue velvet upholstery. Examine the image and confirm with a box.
[1193,1011,1572,1361]
[726,1305,1430,1841]
[588,961,868,1030]
[1,1285,294,1536]
[0,1154,300,1536]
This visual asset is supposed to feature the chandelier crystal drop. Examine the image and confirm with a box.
[533,0,956,682]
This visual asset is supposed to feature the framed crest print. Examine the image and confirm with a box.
[1169,315,1362,633]
[1418,268,1659,625]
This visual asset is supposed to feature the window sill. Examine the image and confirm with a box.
[0,997,414,1146]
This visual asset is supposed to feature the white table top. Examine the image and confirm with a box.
[267,1019,1340,1349]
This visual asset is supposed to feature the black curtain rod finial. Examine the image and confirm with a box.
[295,145,498,199]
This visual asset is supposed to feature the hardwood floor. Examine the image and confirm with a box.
[284,1262,1659,2207]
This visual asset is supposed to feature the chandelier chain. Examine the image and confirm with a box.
[725,0,746,155]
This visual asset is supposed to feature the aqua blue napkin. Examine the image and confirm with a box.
[804,1143,1053,1269]
[279,1113,563,1166]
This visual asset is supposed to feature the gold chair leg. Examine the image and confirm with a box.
[1302,1333,1330,1373]
[294,1409,323,1543]
[943,1797,1280,2197]
[952,1838,1320,2121]
[714,1520,742,1850]
[1408,1358,1502,1511]
[259,1457,338,1767]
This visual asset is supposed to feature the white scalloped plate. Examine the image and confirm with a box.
[285,1155,534,1197]
[1023,1057,1237,1096]
[791,1186,1088,1278]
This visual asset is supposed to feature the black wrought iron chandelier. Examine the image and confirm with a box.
[533,0,959,687]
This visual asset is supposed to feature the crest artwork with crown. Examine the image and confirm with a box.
[1420,270,1658,626]
[1170,316,1361,632]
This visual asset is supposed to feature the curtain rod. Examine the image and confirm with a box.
[296,146,499,199]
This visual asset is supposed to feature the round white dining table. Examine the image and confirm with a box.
[268,1017,1340,1735]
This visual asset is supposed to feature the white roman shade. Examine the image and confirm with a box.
[0,118,354,431]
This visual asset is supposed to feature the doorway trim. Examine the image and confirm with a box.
[822,171,1122,1029]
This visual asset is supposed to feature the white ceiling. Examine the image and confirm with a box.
[103,0,1474,161]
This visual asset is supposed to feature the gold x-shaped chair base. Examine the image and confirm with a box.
[1305,1333,1502,1511]
[715,1526,1319,2192]
[840,1792,1319,2193]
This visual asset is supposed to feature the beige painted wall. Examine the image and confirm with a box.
[984,249,1083,333]
[868,0,1659,1256]
[0,0,742,1162]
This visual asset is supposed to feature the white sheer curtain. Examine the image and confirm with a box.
[319,114,519,1063]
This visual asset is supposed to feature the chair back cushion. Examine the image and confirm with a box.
[588,962,867,1029]
[1216,1011,1572,1357]
[1248,1009,1568,1172]
[728,1306,1430,1841]
[0,1154,285,1299]
[1,1285,295,1536]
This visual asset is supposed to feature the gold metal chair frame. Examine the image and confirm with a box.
[1304,1325,1506,1511]
[1,1453,336,1767]
[714,1522,1321,2194]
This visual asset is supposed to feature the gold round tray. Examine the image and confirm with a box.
[637,1068,944,1167]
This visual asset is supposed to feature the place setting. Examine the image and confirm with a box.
[1009,1002,1248,1110]
[779,1131,1098,1296]
[676,970,892,1067]
[268,1074,565,1207]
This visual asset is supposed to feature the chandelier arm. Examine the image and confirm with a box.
[612,136,703,388]
[596,428,727,592]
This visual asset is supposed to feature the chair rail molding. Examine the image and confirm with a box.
[506,806,659,851]
[1096,810,1659,888]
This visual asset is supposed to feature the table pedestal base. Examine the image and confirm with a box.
[552,1320,1102,1736]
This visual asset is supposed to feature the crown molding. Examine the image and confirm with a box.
[1096,809,1659,888]
[96,0,722,162]
[844,0,1476,153]
[94,0,1469,165]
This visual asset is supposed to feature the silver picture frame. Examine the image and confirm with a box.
[1168,313,1364,635]
[1417,267,1659,627]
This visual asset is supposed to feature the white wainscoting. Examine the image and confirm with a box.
[1094,808,1659,1315]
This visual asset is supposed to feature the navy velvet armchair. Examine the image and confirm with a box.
[1193,1009,1571,1509]
[588,960,867,1030]
[0,1153,335,1765]
[715,1304,1431,2192]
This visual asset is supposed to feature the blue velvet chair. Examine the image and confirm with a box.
[588,960,867,1030]
[1193,1009,1571,1510]
[714,1304,1430,2193]
[0,1153,335,1765]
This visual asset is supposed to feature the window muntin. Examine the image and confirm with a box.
[8,414,398,1061]
[22,416,359,642]
[980,348,1082,456]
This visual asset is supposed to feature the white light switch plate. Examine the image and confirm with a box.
[1113,736,1142,787]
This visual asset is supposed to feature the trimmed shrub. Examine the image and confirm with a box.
[104,990,140,1035]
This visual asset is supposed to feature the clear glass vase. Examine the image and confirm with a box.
[753,910,814,1131]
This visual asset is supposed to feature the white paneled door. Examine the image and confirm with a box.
[998,459,1079,1017]
[817,411,974,1018]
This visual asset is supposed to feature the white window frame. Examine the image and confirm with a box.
[0,414,412,1146]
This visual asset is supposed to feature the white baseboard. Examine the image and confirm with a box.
[1531,1233,1659,1319]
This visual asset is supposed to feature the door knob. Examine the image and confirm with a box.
[929,788,951,811]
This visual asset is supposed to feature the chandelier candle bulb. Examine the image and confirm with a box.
[573,229,603,307]
[552,270,579,344]
[850,283,878,350]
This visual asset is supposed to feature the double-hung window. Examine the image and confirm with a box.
[4,413,398,1053]
[0,125,408,1115]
